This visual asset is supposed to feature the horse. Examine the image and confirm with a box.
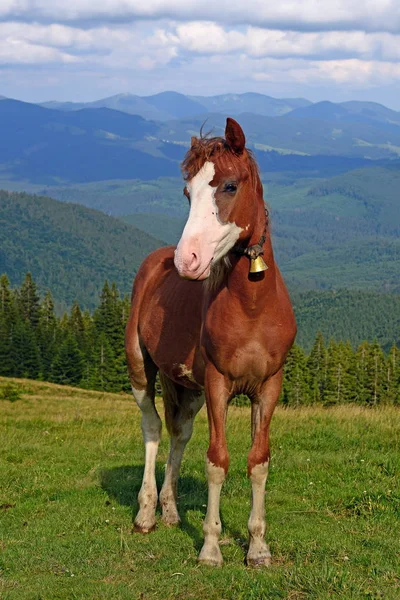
[125,117,296,567]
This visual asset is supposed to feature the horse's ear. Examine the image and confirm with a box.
[191,136,198,148]
[225,118,245,154]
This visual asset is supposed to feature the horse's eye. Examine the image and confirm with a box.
[224,182,237,193]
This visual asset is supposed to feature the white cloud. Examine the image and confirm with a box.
[1,2,400,106]
[1,0,400,33]
[252,57,400,87]
[174,23,400,62]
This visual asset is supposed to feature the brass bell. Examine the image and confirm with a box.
[249,256,268,273]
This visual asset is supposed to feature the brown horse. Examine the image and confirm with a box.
[125,118,296,567]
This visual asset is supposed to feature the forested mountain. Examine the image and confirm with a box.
[290,100,400,127]
[293,290,400,350]
[0,190,162,310]
[39,92,400,128]
[1,275,398,405]
[2,95,400,188]
[0,99,180,183]
[40,91,311,120]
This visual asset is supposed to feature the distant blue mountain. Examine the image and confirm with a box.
[39,91,312,121]
[0,98,179,183]
[2,94,400,185]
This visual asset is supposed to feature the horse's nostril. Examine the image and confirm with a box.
[189,252,200,269]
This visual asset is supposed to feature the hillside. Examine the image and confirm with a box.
[120,210,400,295]
[0,99,180,183]
[157,112,400,159]
[40,91,311,120]
[2,96,400,189]
[0,190,163,310]
[293,289,400,350]
[39,92,400,128]
[1,190,399,347]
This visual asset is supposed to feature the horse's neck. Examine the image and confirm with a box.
[225,199,277,314]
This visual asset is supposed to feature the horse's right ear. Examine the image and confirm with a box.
[225,118,245,154]
[191,136,198,148]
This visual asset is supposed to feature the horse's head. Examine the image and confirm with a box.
[174,118,263,280]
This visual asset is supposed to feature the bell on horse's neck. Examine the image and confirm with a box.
[249,256,268,273]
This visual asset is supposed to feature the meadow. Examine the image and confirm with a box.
[0,378,399,599]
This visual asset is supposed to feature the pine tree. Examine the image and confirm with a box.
[10,316,41,378]
[324,340,356,405]
[69,301,87,352]
[369,342,387,405]
[307,331,326,403]
[0,274,12,315]
[93,281,125,354]
[0,275,16,375]
[18,273,41,329]
[38,291,58,380]
[282,344,310,406]
[386,344,400,405]
[51,334,84,386]
[86,333,119,392]
[355,341,387,405]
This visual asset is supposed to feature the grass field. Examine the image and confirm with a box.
[0,378,399,599]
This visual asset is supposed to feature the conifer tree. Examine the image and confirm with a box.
[18,272,41,329]
[11,316,41,378]
[0,274,12,315]
[355,341,387,405]
[386,344,400,405]
[282,344,309,406]
[324,340,356,405]
[38,291,58,380]
[87,332,119,392]
[0,275,15,375]
[94,281,125,353]
[69,301,87,352]
[51,334,84,386]
[307,331,326,403]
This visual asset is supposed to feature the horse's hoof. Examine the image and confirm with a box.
[132,522,156,534]
[161,515,181,527]
[197,557,223,567]
[161,504,181,527]
[198,544,223,567]
[246,554,272,568]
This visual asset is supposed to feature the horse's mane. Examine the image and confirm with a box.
[181,135,262,195]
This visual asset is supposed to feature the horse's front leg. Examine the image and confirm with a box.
[198,365,230,567]
[132,382,162,533]
[247,369,283,567]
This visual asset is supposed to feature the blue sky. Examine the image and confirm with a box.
[1,1,400,109]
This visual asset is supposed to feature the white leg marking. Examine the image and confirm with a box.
[132,385,162,532]
[247,462,271,567]
[198,458,225,566]
[160,394,204,525]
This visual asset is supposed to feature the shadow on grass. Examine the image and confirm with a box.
[100,463,211,551]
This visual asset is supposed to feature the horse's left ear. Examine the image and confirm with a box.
[225,118,246,154]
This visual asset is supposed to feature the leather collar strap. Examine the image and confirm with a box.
[232,209,268,260]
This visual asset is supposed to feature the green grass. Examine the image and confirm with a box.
[1,378,399,599]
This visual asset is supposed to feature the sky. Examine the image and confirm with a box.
[1,1,400,109]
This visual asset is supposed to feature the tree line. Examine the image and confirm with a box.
[0,273,399,406]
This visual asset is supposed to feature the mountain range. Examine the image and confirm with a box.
[0,90,399,328]
[40,91,312,121]
[2,92,400,188]
[40,91,400,128]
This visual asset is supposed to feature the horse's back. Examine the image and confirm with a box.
[126,246,205,389]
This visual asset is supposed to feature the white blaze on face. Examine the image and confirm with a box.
[174,161,242,280]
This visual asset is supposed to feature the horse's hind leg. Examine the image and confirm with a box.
[126,336,161,533]
[159,374,204,526]
[247,369,283,567]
